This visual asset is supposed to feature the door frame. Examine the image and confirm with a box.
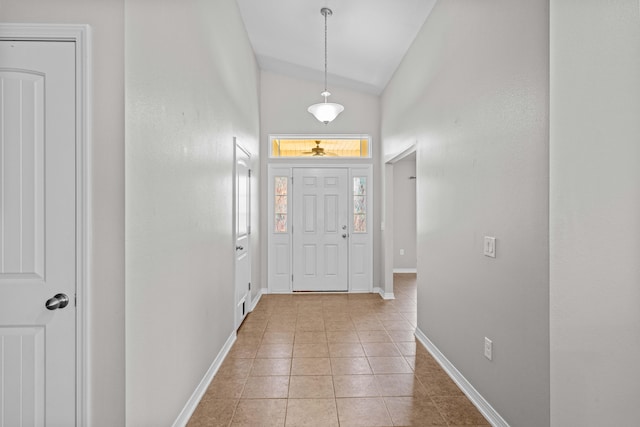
[0,24,92,425]
[267,163,373,294]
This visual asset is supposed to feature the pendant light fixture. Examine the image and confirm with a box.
[308,7,344,124]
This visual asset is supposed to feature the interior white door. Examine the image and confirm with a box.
[292,168,349,291]
[234,143,251,328]
[0,41,76,426]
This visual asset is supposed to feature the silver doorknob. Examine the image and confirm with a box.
[342,234,348,238]
[236,245,244,251]
[46,293,69,311]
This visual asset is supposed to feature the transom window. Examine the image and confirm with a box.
[270,136,370,158]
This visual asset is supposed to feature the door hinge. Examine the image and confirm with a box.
[75,293,77,307]
[248,169,252,178]
[248,282,251,291]
[248,225,251,235]
[291,274,294,282]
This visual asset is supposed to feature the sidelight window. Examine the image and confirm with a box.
[353,177,367,233]
[274,176,288,233]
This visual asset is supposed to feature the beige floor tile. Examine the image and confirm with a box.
[285,399,339,426]
[368,357,413,374]
[333,375,380,397]
[362,342,402,357]
[294,331,327,343]
[384,397,447,426]
[187,399,238,427]
[235,333,263,346]
[262,331,295,344]
[204,377,247,399]
[353,319,386,331]
[290,358,332,376]
[326,330,360,343]
[249,358,291,377]
[374,312,405,321]
[330,357,373,375]
[324,319,356,331]
[394,342,417,356]
[416,370,465,397]
[228,343,259,359]
[231,398,287,426]
[328,342,366,357]
[216,358,253,379]
[431,396,490,425]
[381,320,415,331]
[375,374,428,397]
[256,343,293,359]
[288,375,334,398]
[357,330,392,343]
[296,320,325,332]
[241,376,290,399]
[386,330,416,343]
[293,342,329,358]
[266,321,296,332]
[335,397,393,426]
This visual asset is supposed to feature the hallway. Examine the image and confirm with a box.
[188,274,489,426]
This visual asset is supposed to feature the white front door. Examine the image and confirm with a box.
[0,41,77,426]
[292,168,349,291]
[234,142,251,328]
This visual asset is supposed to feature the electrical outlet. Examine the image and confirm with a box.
[484,337,493,361]
[399,249,405,255]
[483,236,496,258]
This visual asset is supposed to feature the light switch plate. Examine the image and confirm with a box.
[484,236,496,258]
[484,337,493,360]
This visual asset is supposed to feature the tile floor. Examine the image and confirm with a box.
[188,274,489,426]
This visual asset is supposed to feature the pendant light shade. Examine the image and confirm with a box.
[308,8,344,124]
[308,91,345,124]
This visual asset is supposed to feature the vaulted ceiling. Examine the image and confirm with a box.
[236,0,437,95]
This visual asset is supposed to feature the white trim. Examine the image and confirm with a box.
[249,287,265,311]
[374,287,395,300]
[171,331,237,427]
[414,328,510,427]
[385,142,416,164]
[393,268,417,273]
[0,23,92,426]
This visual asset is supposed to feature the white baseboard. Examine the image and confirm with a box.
[414,328,510,427]
[374,287,395,300]
[172,331,237,427]
[250,287,265,311]
[393,268,417,273]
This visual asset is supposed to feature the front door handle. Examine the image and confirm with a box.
[46,293,70,311]
[342,234,348,239]
[236,245,244,251]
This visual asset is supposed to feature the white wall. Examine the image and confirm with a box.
[125,0,260,425]
[259,71,382,292]
[392,154,417,270]
[550,1,640,425]
[382,1,550,426]
[1,2,125,425]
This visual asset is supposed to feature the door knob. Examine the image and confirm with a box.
[342,234,348,239]
[45,293,69,311]
[236,245,244,251]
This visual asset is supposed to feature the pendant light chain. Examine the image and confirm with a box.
[324,9,328,94]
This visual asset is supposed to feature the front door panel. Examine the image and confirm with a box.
[292,168,348,291]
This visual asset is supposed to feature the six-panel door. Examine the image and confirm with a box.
[292,168,349,291]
